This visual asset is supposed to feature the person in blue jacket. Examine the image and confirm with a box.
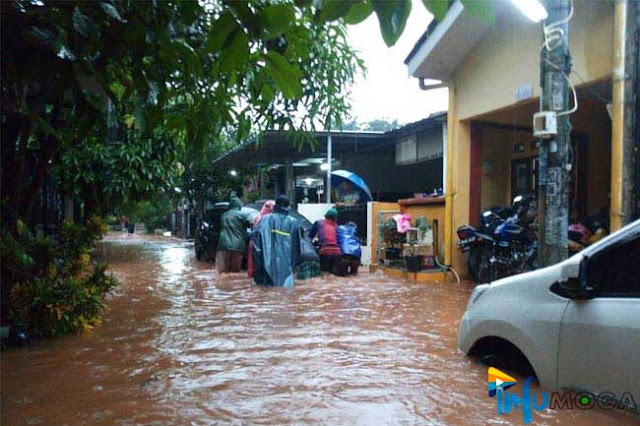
[337,221,361,275]
[251,195,300,287]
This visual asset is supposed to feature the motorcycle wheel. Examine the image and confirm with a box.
[468,247,492,283]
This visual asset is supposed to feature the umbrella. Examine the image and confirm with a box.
[330,169,373,202]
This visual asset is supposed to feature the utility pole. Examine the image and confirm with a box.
[538,0,572,267]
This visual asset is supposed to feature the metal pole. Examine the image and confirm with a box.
[326,133,332,203]
[286,161,294,207]
[538,0,571,267]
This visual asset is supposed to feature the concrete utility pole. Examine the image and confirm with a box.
[538,0,572,267]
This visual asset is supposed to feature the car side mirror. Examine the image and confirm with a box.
[558,256,595,299]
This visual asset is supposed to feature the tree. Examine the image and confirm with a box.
[1,0,365,229]
[2,0,493,228]
[361,118,402,132]
[338,118,402,132]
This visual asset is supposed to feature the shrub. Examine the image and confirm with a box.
[1,217,118,337]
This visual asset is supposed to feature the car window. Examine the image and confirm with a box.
[588,235,640,297]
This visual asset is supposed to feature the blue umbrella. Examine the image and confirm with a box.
[331,169,373,202]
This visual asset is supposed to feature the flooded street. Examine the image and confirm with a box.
[2,234,637,425]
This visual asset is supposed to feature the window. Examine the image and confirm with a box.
[588,235,640,297]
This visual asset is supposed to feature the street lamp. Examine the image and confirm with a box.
[229,169,238,176]
[511,0,548,22]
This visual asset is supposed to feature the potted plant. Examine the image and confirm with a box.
[381,218,403,259]
[415,216,433,244]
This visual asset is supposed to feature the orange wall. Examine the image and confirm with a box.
[370,202,400,264]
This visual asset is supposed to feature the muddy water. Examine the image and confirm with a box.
[2,233,637,425]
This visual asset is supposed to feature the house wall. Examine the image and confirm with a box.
[446,1,614,276]
[480,128,517,210]
[450,120,472,273]
[453,0,614,122]
[340,150,443,196]
[369,202,401,264]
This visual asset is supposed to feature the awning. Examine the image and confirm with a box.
[404,1,511,81]
[211,130,389,168]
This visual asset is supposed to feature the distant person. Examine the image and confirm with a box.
[334,181,360,205]
[248,200,275,278]
[309,207,341,274]
[217,196,251,273]
[251,195,300,287]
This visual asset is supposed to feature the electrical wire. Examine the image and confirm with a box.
[542,0,574,51]
[539,0,578,116]
[570,69,611,104]
[434,254,461,284]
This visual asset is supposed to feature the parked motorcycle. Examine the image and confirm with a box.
[457,195,537,282]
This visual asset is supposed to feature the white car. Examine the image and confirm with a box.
[458,219,640,407]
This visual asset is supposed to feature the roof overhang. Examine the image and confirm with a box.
[212,130,389,168]
[405,1,504,81]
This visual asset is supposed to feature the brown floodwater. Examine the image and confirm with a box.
[2,233,638,425]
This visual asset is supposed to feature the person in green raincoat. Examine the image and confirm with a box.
[251,195,300,287]
[216,196,251,273]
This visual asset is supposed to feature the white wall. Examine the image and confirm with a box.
[297,203,335,224]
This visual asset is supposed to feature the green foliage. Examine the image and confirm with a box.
[2,218,117,337]
[129,197,174,233]
[314,0,494,46]
[2,0,366,225]
[382,218,404,246]
[2,0,494,225]
[372,0,412,47]
[460,0,495,25]
[340,118,402,132]
[422,1,449,22]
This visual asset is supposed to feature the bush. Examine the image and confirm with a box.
[1,217,118,337]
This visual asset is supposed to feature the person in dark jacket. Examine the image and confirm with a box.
[216,197,251,273]
[308,207,341,273]
[251,195,300,287]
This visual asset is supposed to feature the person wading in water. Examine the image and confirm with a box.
[251,195,300,287]
[216,196,251,273]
